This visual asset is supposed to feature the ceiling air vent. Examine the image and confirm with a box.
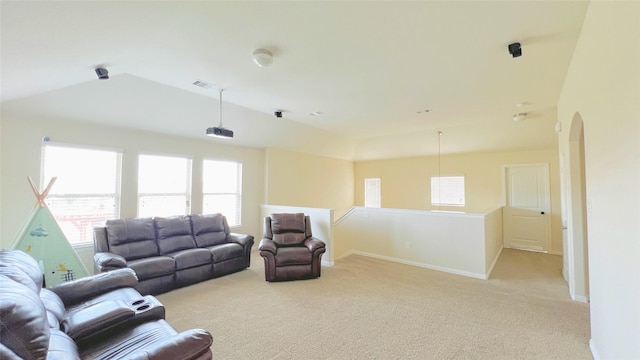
[192,80,213,89]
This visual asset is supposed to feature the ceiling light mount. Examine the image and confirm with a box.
[252,49,273,67]
[508,42,522,58]
[206,88,234,139]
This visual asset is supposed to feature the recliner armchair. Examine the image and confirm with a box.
[258,213,326,282]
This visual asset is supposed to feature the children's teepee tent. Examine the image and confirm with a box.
[11,177,90,287]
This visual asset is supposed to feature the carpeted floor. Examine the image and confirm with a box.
[157,248,592,360]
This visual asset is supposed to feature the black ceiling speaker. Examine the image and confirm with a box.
[508,42,522,58]
[95,67,109,80]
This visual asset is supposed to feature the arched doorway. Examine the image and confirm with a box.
[565,113,589,301]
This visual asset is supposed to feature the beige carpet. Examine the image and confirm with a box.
[157,249,592,359]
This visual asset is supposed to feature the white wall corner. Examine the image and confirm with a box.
[485,246,503,279]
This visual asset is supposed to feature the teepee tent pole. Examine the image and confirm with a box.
[27,176,57,207]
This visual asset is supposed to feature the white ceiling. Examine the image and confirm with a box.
[0,1,589,160]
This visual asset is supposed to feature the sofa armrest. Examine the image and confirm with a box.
[304,237,326,253]
[50,268,138,306]
[128,329,213,360]
[62,299,136,341]
[227,233,254,248]
[258,238,277,254]
[94,252,127,272]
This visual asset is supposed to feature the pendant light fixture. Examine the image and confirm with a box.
[436,130,443,211]
[206,88,234,139]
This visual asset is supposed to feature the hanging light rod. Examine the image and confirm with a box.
[206,88,234,139]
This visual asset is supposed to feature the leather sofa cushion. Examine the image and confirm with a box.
[273,233,306,246]
[274,247,312,266]
[127,257,175,281]
[0,276,50,360]
[155,216,197,255]
[271,213,305,233]
[40,288,66,327]
[0,265,40,294]
[0,249,43,291]
[78,320,210,360]
[106,218,159,260]
[191,213,228,247]
[166,248,212,270]
[271,213,307,246]
[48,329,80,360]
[210,243,244,263]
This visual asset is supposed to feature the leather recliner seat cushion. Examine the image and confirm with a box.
[167,248,212,270]
[274,247,313,266]
[126,257,175,280]
[78,320,211,360]
[210,243,244,263]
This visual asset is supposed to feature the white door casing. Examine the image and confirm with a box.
[503,164,552,252]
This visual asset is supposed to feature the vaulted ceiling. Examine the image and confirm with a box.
[0,1,589,160]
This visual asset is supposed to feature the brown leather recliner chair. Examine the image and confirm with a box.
[258,213,326,282]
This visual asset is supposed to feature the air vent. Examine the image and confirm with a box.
[192,80,213,89]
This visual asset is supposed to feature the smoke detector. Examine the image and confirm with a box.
[252,49,273,67]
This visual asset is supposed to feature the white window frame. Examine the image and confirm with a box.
[431,175,465,206]
[202,159,243,227]
[364,178,381,208]
[41,142,122,245]
[137,154,192,217]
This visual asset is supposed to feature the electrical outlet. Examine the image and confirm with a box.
[404,241,410,249]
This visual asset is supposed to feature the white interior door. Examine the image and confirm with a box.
[503,164,551,252]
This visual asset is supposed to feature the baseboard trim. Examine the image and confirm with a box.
[589,339,600,360]
[547,250,563,256]
[485,246,503,279]
[571,294,590,303]
[348,250,487,280]
[322,260,335,267]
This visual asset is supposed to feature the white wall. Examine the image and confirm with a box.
[265,148,354,219]
[354,149,563,254]
[334,207,503,279]
[0,114,266,248]
[557,2,640,358]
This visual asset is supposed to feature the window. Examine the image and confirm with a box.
[42,143,122,245]
[431,176,465,206]
[364,178,381,208]
[138,154,192,217]
[202,160,242,226]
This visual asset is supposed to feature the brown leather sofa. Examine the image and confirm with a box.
[0,249,213,360]
[94,213,254,295]
[258,213,326,281]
